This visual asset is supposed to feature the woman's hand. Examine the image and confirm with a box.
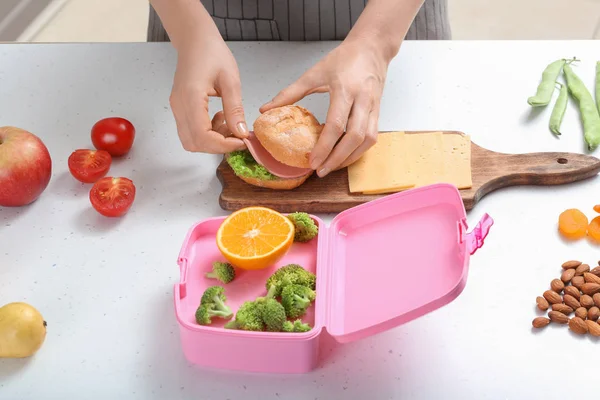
[259,0,423,177]
[169,36,248,154]
[260,39,389,177]
[150,0,250,154]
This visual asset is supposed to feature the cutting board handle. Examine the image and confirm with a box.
[487,151,600,186]
[463,144,600,210]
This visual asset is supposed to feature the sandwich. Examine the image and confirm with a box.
[225,105,323,190]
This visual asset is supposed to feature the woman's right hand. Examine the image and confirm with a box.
[169,34,248,154]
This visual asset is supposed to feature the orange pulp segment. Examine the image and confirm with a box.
[216,206,295,270]
[558,208,588,240]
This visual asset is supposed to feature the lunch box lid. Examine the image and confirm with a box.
[323,183,493,343]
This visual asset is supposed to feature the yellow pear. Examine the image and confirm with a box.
[0,302,47,358]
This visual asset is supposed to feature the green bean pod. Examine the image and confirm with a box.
[563,63,600,151]
[527,59,567,107]
[596,61,600,113]
[549,83,568,136]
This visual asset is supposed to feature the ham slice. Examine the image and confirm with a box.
[243,131,313,179]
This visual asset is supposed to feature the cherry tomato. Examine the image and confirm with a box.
[89,177,136,217]
[91,117,135,157]
[68,149,112,183]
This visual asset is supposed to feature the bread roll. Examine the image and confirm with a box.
[236,171,313,190]
[253,105,323,169]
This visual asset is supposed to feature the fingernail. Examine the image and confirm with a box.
[236,122,249,137]
[318,167,329,177]
[311,157,322,170]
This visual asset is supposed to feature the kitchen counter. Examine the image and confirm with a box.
[1,40,599,400]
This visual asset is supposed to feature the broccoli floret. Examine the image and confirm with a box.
[224,320,239,329]
[195,303,233,325]
[303,271,316,292]
[264,275,292,299]
[234,301,265,331]
[282,321,294,332]
[228,297,286,332]
[281,284,316,319]
[255,297,287,332]
[205,261,236,284]
[282,319,312,333]
[195,304,213,325]
[279,264,316,290]
[265,264,317,298]
[292,320,312,332]
[200,286,233,318]
[287,212,318,242]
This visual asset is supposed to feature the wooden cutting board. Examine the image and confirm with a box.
[216,131,600,213]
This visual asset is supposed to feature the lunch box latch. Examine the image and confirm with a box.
[463,213,494,255]
[178,256,189,299]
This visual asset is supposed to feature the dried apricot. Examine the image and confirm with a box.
[594,204,600,213]
[558,208,588,240]
[588,216,600,242]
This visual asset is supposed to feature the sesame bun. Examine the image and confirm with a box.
[253,105,323,169]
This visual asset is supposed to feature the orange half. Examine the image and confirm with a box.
[216,207,295,270]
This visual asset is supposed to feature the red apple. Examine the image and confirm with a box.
[0,126,52,207]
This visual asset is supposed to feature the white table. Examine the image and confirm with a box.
[1,40,600,400]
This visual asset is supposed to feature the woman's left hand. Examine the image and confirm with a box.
[260,39,391,177]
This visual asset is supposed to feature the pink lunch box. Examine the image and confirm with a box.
[174,183,494,374]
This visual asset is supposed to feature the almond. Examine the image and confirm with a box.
[536,296,549,311]
[581,294,594,308]
[581,283,600,295]
[572,276,585,289]
[591,266,600,277]
[568,317,588,334]
[563,294,581,310]
[532,317,551,328]
[548,310,569,324]
[561,268,576,283]
[584,272,600,285]
[550,279,565,293]
[575,307,588,319]
[585,320,600,337]
[562,260,582,269]
[543,290,562,304]
[564,286,581,300]
[575,263,590,276]
[593,293,600,307]
[551,303,573,314]
[588,307,600,321]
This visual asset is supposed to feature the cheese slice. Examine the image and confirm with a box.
[403,131,445,186]
[348,131,414,193]
[347,130,472,195]
[362,185,412,195]
[441,133,472,189]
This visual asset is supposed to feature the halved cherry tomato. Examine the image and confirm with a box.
[89,177,136,217]
[68,149,112,183]
[91,117,135,157]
